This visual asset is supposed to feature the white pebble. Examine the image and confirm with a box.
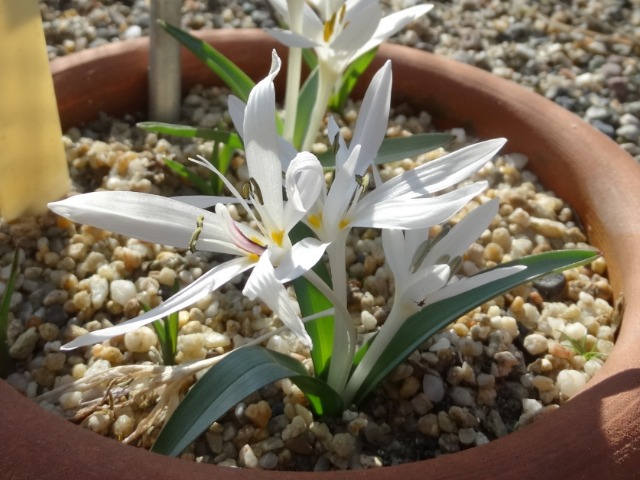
[89,274,109,308]
[429,337,451,352]
[423,374,445,403]
[124,326,157,353]
[110,279,138,305]
[564,322,587,340]
[203,331,231,349]
[113,414,134,439]
[523,333,548,355]
[59,391,82,409]
[556,369,587,397]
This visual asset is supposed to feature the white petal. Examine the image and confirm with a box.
[425,198,499,264]
[404,264,450,304]
[350,60,392,173]
[424,265,527,305]
[243,254,312,346]
[353,4,433,58]
[274,237,329,282]
[353,182,488,229]
[170,195,242,209]
[268,0,323,37]
[283,152,325,230]
[228,95,246,138]
[331,0,381,53]
[381,229,411,286]
[322,144,361,233]
[244,50,285,231]
[265,28,320,48]
[61,257,254,350]
[49,191,218,250]
[366,139,505,201]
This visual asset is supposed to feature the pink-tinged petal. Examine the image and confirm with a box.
[61,257,254,350]
[353,182,488,230]
[243,254,312,346]
[274,237,329,283]
[49,191,218,250]
[216,204,266,256]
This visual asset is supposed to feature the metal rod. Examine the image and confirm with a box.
[149,0,182,122]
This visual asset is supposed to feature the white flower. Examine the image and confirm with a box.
[343,198,527,402]
[267,0,432,149]
[267,0,433,77]
[49,52,327,350]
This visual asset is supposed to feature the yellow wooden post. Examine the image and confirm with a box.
[0,0,70,221]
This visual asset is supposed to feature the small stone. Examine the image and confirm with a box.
[556,369,587,397]
[563,322,587,341]
[123,326,157,353]
[110,279,137,305]
[331,432,357,458]
[529,217,566,238]
[89,274,109,308]
[245,400,272,428]
[238,444,258,468]
[458,427,476,445]
[258,452,279,470]
[112,414,134,439]
[59,391,82,410]
[84,411,112,435]
[423,374,445,403]
[523,333,548,355]
[449,386,475,407]
[533,273,566,298]
[9,327,39,359]
[429,337,450,352]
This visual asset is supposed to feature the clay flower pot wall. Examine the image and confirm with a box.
[2,29,640,479]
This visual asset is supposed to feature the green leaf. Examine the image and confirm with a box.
[159,21,255,102]
[293,67,319,150]
[351,249,600,404]
[302,48,317,70]
[289,223,334,380]
[137,122,243,148]
[152,346,343,456]
[0,249,20,379]
[317,133,455,168]
[163,158,215,196]
[329,47,378,112]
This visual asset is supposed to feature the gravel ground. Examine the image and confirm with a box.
[0,0,629,471]
[39,0,640,163]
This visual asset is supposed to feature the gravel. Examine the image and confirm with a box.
[0,0,629,472]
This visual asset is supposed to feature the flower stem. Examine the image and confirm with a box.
[283,0,304,143]
[302,62,339,151]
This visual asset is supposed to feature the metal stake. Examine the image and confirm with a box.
[149,0,182,122]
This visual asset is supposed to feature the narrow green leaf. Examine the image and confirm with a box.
[152,346,343,456]
[317,133,455,168]
[160,21,255,101]
[352,249,600,404]
[302,48,317,70]
[137,122,243,148]
[289,223,334,380]
[293,67,319,150]
[163,158,215,196]
[329,47,378,112]
[0,249,20,378]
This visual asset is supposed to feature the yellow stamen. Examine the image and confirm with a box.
[338,4,346,23]
[323,12,337,42]
[308,213,322,229]
[249,236,265,247]
[339,218,349,230]
[271,230,285,246]
[248,253,260,262]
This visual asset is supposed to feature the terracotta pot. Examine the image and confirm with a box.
[2,29,640,479]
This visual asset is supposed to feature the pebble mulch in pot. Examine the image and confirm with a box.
[0,82,617,470]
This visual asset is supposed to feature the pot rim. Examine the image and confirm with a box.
[2,28,640,479]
